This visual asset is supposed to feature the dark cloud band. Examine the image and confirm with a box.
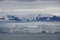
[0,0,59,1]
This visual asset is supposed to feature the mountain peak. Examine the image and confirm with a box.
[0,13,60,22]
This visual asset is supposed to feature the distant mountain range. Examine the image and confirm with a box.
[36,15,60,21]
[0,14,60,22]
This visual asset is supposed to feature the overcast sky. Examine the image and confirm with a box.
[0,0,60,16]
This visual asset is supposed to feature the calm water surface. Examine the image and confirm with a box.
[0,33,60,40]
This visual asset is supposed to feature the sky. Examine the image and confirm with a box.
[0,0,60,16]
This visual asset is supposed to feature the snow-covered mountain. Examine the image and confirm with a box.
[0,13,60,22]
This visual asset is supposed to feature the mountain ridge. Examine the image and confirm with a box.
[0,13,60,22]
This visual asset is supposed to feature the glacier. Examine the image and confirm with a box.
[0,13,60,33]
[0,21,60,33]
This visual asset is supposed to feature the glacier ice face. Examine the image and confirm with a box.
[0,22,60,33]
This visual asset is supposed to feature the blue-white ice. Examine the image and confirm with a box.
[0,21,60,33]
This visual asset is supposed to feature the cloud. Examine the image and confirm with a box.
[0,0,60,16]
[0,1,59,9]
[0,0,35,1]
[2,0,59,1]
[0,7,60,16]
[0,0,59,2]
[18,0,35,1]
